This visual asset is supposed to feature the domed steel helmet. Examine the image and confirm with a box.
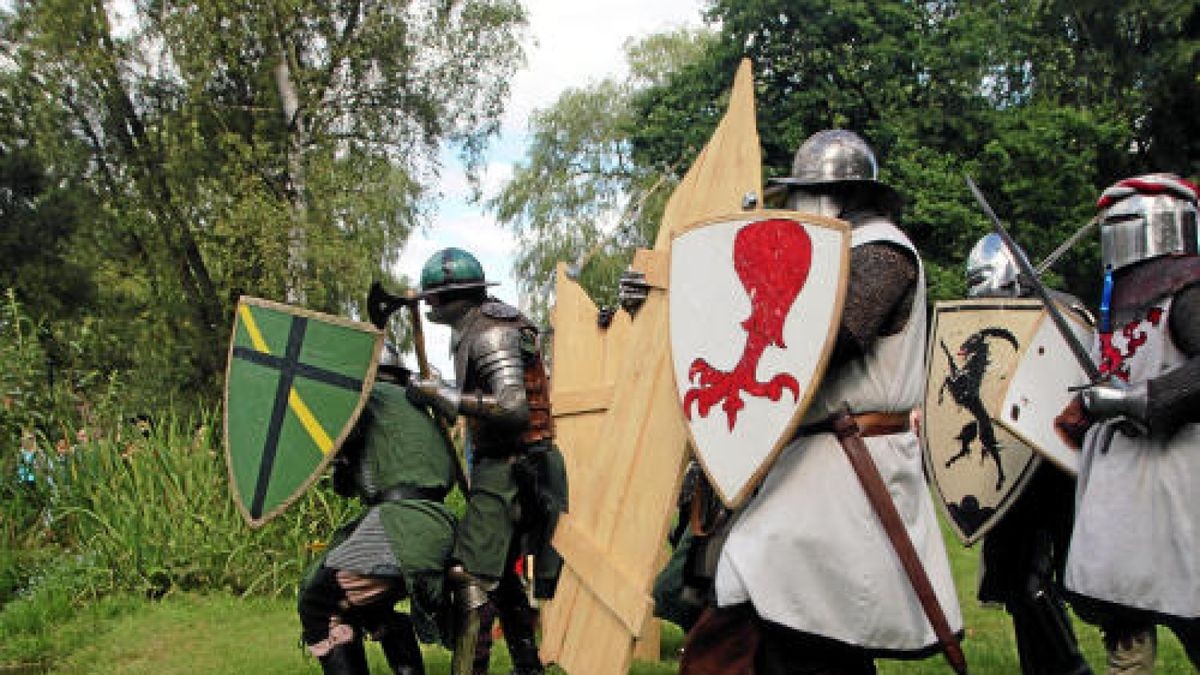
[769,130,902,217]
[1097,174,1198,271]
[418,247,497,297]
[965,233,1024,298]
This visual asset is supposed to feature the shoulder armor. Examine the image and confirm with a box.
[480,300,520,320]
[469,324,524,370]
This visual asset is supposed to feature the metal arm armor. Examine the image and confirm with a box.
[461,324,529,429]
[1145,283,1200,432]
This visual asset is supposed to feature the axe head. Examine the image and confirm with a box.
[367,281,414,329]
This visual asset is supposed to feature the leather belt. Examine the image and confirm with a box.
[367,483,445,505]
[799,411,911,438]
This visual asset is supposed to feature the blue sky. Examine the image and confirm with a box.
[395,0,708,375]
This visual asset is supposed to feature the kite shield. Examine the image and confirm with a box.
[224,296,381,527]
[994,303,1092,476]
[669,210,849,508]
[922,298,1046,545]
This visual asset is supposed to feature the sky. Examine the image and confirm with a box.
[395,0,709,377]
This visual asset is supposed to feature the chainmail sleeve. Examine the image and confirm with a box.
[1147,282,1200,432]
[830,241,919,367]
[460,324,530,429]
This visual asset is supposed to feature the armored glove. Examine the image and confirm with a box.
[406,372,461,421]
[618,269,650,315]
[596,305,617,328]
[1081,382,1148,423]
[1081,381,1149,435]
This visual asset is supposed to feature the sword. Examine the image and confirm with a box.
[1034,214,1100,276]
[830,409,968,674]
[964,176,1102,382]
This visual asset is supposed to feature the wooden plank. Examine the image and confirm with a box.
[553,515,655,636]
[631,249,669,289]
[633,619,662,662]
[552,385,614,417]
[542,59,763,675]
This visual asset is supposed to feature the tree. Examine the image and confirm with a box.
[1,0,526,402]
[489,28,715,314]
[626,0,1194,304]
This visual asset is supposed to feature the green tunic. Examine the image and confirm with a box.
[305,381,458,641]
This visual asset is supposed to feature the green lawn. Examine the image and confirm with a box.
[21,549,1196,675]
[4,518,1194,673]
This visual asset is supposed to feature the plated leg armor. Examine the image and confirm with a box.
[449,566,495,675]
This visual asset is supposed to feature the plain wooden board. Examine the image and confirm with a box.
[539,58,763,674]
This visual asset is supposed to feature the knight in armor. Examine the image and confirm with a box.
[961,233,1092,675]
[660,130,963,673]
[405,247,567,675]
[297,343,458,675]
[1056,174,1200,673]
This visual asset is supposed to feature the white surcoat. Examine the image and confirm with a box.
[1065,294,1200,620]
[714,219,963,652]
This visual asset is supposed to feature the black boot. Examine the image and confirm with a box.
[473,601,499,675]
[492,570,543,675]
[376,611,425,675]
[319,640,371,675]
[506,634,544,675]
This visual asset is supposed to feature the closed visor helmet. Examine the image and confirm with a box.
[769,129,902,217]
[1097,174,1199,270]
[418,247,499,298]
[966,233,1025,298]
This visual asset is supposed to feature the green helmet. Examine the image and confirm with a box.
[419,247,495,297]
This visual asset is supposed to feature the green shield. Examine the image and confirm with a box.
[224,296,381,527]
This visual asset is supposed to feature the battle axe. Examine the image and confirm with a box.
[367,281,470,491]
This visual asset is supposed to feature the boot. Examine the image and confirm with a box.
[473,601,499,675]
[376,611,425,675]
[1103,624,1156,675]
[492,569,543,675]
[319,639,371,675]
[448,567,492,675]
[506,634,544,675]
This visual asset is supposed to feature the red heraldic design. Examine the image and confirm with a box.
[684,218,812,429]
[1098,307,1164,383]
[670,211,848,507]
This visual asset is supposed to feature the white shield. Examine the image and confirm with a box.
[994,304,1093,476]
[669,210,849,507]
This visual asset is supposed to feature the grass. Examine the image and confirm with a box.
[0,409,1191,673]
[6,532,1196,674]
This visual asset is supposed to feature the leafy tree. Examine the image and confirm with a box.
[489,29,715,314]
[1,0,526,403]
[624,0,1195,305]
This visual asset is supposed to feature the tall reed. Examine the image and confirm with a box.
[44,410,360,599]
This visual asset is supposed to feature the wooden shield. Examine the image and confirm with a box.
[669,210,849,507]
[922,299,1044,545]
[224,296,381,527]
[994,305,1093,476]
[539,59,761,675]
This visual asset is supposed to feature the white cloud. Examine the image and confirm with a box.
[503,0,707,131]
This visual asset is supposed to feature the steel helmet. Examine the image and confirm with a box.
[1097,174,1198,271]
[769,130,902,217]
[418,247,497,297]
[965,233,1025,298]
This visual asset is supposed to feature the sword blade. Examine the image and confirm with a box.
[964,176,1101,382]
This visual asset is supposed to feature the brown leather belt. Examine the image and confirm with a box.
[799,411,911,438]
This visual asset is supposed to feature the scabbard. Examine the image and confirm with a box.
[830,410,968,675]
